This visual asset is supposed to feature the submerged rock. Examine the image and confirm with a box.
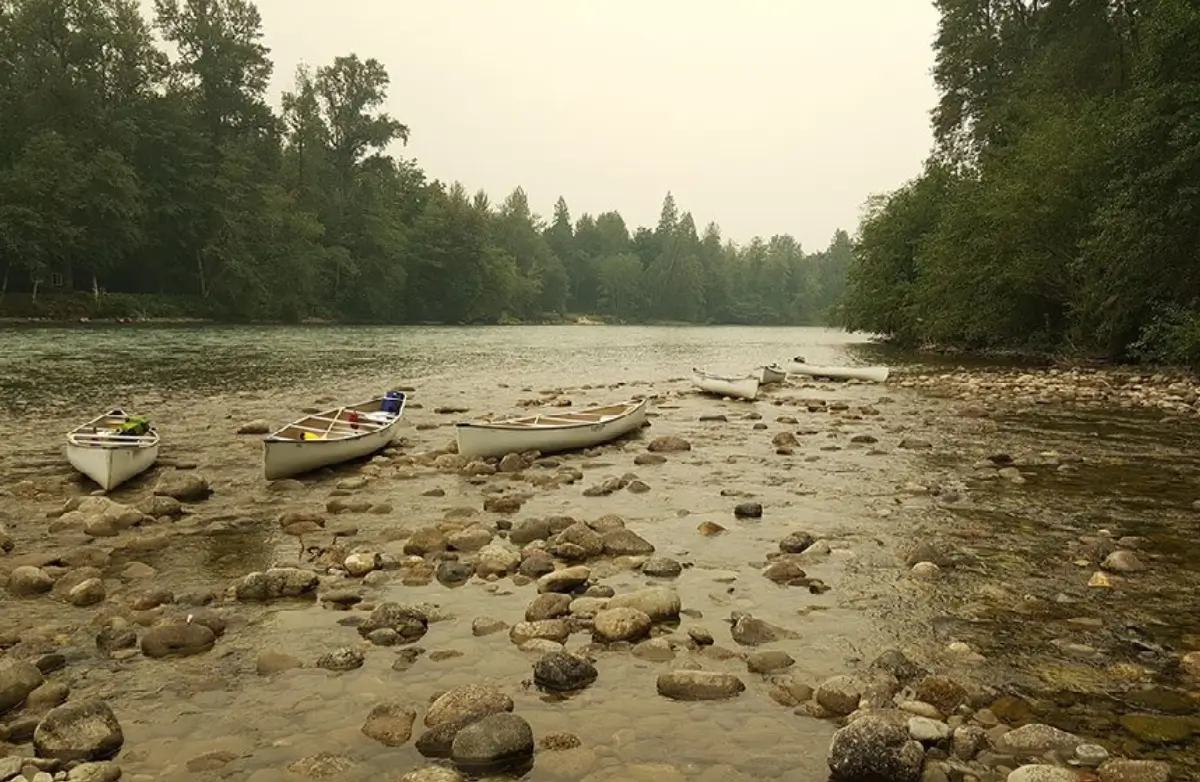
[656,670,745,701]
[361,702,417,746]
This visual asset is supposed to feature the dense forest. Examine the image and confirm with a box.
[843,0,1200,363]
[0,0,851,326]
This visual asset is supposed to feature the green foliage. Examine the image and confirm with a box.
[843,0,1200,362]
[1131,303,1200,367]
[0,0,851,324]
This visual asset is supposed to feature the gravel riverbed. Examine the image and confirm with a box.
[1,331,1198,782]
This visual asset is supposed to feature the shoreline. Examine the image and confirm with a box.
[0,316,826,328]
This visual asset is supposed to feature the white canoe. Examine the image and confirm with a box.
[784,361,890,383]
[66,408,160,491]
[263,393,407,481]
[456,398,649,459]
[760,364,787,385]
[692,368,760,400]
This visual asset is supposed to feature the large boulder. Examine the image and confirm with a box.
[827,715,924,782]
[0,658,44,714]
[33,699,124,762]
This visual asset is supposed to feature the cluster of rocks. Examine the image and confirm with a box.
[0,657,125,782]
[358,683,537,777]
[818,650,1174,782]
[898,366,1200,417]
[271,508,681,609]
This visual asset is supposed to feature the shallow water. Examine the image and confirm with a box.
[0,325,925,781]
[899,401,1200,773]
[5,325,1200,779]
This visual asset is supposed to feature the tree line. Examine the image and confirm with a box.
[842,0,1200,364]
[0,0,851,326]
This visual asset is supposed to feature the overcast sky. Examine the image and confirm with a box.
[154,1,941,250]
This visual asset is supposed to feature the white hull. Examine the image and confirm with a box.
[784,362,890,383]
[66,442,159,491]
[263,394,406,481]
[692,368,760,400]
[65,409,160,491]
[456,399,649,459]
[760,364,787,384]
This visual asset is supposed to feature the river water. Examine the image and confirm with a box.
[0,324,1196,781]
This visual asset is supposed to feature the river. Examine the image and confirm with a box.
[0,324,1196,781]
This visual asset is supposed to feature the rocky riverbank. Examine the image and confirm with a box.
[0,367,1195,781]
[897,364,1200,419]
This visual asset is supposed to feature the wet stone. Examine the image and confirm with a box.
[779,531,815,553]
[656,670,746,701]
[592,607,652,643]
[33,698,124,762]
[140,623,216,658]
[66,762,123,782]
[315,647,364,671]
[234,568,319,601]
[532,651,598,692]
[450,712,535,774]
[361,702,417,746]
[357,602,429,642]
[1006,766,1079,782]
[536,566,590,594]
[525,593,573,622]
[1097,759,1172,782]
[817,675,863,717]
[472,617,508,637]
[747,650,795,674]
[827,715,924,782]
[0,657,45,712]
[733,502,763,519]
[642,557,682,578]
[425,684,514,728]
[436,561,474,586]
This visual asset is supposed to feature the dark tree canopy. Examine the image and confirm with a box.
[0,0,850,326]
[842,0,1200,364]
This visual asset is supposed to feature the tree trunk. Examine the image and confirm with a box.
[197,250,208,298]
[92,273,100,303]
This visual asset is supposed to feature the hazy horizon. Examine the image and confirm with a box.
[144,0,941,250]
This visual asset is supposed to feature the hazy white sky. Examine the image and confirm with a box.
[157,1,941,250]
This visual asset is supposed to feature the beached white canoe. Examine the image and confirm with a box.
[262,392,406,481]
[760,364,787,385]
[784,360,890,383]
[692,368,760,400]
[456,398,649,459]
[66,408,160,491]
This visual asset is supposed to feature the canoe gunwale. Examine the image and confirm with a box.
[456,399,647,433]
[66,408,160,450]
[691,367,757,383]
[264,395,405,444]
